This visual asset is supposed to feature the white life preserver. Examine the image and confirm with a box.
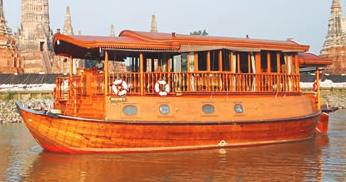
[112,79,128,97]
[154,80,170,96]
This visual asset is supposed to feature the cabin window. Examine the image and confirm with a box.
[181,53,188,72]
[210,50,219,71]
[222,50,230,71]
[159,104,170,115]
[239,52,250,73]
[280,53,286,73]
[123,105,138,116]
[202,104,215,114]
[270,52,278,73]
[173,55,182,72]
[260,51,268,73]
[145,58,151,72]
[161,55,168,72]
[126,57,139,72]
[234,104,244,113]
[188,52,195,72]
[85,59,97,69]
[281,53,294,74]
[198,52,208,71]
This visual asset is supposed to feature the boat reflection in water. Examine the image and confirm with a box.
[23,135,329,182]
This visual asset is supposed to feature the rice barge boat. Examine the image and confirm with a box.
[17,30,332,154]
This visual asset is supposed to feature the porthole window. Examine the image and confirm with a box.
[234,104,244,114]
[123,105,138,116]
[202,104,215,114]
[159,104,170,115]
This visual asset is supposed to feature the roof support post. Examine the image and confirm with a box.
[316,67,321,111]
[187,53,191,91]
[69,56,73,78]
[167,55,171,87]
[104,51,109,96]
[237,53,240,73]
[267,52,271,73]
[247,53,251,73]
[276,53,281,92]
[140,53,144,95]
[194,52,198,72]
[207,51,211,72]
[294,54,300,92]
[294,54,300,74]
[219,50,223,72]
[255,52,261,92]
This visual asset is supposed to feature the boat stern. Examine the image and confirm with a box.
[316,112,329,135]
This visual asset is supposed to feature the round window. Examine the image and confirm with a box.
[123,105,138,116]
[159,104,170,115]
[234,104,244,114]
[202,104,215,114]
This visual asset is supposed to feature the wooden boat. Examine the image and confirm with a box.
[17,30,332,154]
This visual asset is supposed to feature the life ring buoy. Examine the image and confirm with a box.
[154,80,170,96]
[112,79,128,96]
[312,81,318,92]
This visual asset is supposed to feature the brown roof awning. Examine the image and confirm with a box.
[53,30,311,59]
[299,53,333,67]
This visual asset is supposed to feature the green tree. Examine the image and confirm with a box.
[190,29,208,36]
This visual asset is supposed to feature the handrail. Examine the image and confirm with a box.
[55,72,301,101]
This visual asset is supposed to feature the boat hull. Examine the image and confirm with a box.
[16,102,320,154]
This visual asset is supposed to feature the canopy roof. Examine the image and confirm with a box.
[53,30,310,59]
[298,53,332,67]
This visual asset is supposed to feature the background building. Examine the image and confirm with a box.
[0,0,23,74]
[15,0,53,73]
[321,0,346,74]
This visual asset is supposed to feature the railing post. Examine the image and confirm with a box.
[140,53,144,95]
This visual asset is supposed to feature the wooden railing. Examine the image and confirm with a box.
[109,72,141,94]
[115,72,299,95]
[55,72,300,100]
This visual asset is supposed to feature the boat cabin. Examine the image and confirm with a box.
[52,30,331,120]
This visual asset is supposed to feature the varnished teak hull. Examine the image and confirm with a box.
[17,102,320,154]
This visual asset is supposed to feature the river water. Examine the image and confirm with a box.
[1,111,346,182]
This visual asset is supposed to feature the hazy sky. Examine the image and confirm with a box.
[2,0,343,54]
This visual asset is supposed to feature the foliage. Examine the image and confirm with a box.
[190,30,208,36]
[4,92,16,101]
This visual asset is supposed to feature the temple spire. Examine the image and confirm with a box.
[150,15,158,32]
[0,0,3,18]
[322,0,345,53]
[0,0,10,35]
[332,0,342,10]
[110,24,115,37]
[63,6,74,35]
